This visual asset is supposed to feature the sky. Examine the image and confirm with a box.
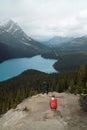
[0,0,87,40]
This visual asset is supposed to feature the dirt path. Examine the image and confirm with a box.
[0,92,87,130]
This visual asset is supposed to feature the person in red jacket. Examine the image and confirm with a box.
[50,95,57,110]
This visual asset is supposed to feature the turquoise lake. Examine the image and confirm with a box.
[0,55,57,81]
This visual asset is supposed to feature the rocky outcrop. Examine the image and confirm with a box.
[0,92,87,130]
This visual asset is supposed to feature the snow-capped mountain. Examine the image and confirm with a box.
[1,20,32,42]
[0,20,48,62]
[1,20,22,34]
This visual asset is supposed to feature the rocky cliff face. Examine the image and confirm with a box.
[0,92,87,130]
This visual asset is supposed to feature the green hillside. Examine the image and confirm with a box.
[54,50,87,72]
[42,49,87,72]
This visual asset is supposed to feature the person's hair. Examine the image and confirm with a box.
[52,95,55,97]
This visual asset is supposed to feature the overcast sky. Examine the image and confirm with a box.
[0,0,87,40]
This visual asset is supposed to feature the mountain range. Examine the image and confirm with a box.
[0,20,48,62]
[0,19,87,63]
[60,36,87,50]
[43,36,87,50]
[43,36,73,46]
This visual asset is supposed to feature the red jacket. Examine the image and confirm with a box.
[50,97,57,109]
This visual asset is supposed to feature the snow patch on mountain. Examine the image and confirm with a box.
[1,20,21,34]
[0,19,33,47]
[22,42,32,46]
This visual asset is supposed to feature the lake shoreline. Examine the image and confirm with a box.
[0,55,57,82]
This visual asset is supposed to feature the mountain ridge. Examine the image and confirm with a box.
[43,36,73,45]
[0,20,49,62]
[44,35,87,50]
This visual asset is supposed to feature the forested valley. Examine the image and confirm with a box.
[0,65,87,115]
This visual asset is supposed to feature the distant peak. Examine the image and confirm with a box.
[0,19,14,26]
[7,20,15,25]
[0,19,32,41]
[5,19,18,27]
[1,19,23,34]
[7,19,14,23]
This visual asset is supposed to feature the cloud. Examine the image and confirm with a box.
[65,9,87,37]
[0,0,87,39]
